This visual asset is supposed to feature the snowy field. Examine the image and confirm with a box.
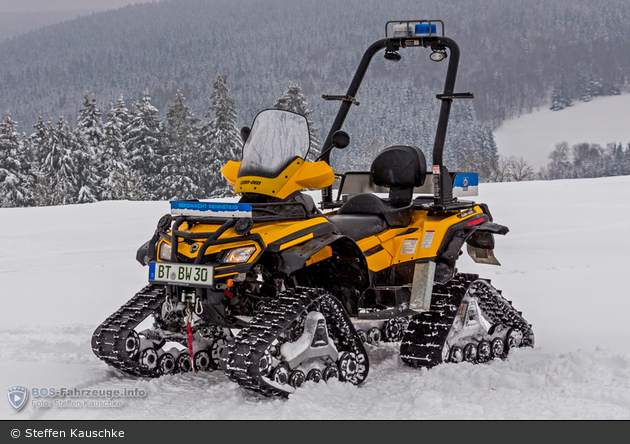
[2,177,630,420]
[494,93,630,170]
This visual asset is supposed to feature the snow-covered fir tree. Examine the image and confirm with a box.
[74,93,105,203]
[201,75,242,198]
[158,90,202,200]
[0,113,31,207]
[101,103,144,200]
[36,117,79,206]
[126,91,163,200]
[550,75,573,111]
[273,82,321,160]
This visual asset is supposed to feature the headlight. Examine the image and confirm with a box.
[223,246,256,264]
[159,242,172,261]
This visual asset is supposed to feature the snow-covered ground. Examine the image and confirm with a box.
[494,94,630,170]
[2,178,630,420]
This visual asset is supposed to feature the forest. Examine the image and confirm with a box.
[1,0,629,206]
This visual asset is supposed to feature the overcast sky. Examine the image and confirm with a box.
[0,1,152,12]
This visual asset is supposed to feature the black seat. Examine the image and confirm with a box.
[327,214,388,241]
[335,145,427,228]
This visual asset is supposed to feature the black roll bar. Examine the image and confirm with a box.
[319,34,465,211]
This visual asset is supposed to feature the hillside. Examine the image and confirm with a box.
[2,176,630,419]
[494,93,630,169]
[1,0,628,148]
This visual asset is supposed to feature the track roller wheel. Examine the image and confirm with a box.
[383,318,406,342]
[323,364,339,381]
[125,331,140,359]
[139,347,158,370]
[338,351,359,383]
[194,350,212,371]
[367,327,381,344]
[441,343,451,363]
[507,327,524,349]
[258,349,274,377]
[176,353,193,373]
[463,343,478,362]
[449,346,464,363]
[357,330,368,344]
[271,363,291,385]
[491,338,505,358]
[478,340,492,362]
[158,353,176,375]
[306,368,322,383]
[210,338,228,369]
[289,370,306,388]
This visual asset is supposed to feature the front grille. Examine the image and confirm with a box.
[176,252,220,264]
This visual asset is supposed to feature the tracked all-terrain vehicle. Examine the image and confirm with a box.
[92,20,533,397]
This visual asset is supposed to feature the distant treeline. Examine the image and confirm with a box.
[0,0,628,144]
[540,141,630,180]
[0,76,244,208]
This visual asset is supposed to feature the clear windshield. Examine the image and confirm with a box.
[238,110,310,178]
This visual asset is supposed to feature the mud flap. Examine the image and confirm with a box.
[409,261,435,311]
[467,244,501,265]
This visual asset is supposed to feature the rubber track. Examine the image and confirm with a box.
[91,284,166,377]
[222,287,368,397]
[400,273,534,367]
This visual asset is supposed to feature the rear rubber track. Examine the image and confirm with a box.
[400,273,534,367]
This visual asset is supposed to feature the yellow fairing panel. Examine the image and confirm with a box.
[162,217,332,261]
[222,158,335,199]
[357,206,483,272]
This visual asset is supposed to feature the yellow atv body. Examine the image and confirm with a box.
[92,21,533,397]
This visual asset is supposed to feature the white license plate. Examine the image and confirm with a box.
[149,262,214,287]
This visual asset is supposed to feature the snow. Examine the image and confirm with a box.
[494,94,630,170]
[2,177,630,420]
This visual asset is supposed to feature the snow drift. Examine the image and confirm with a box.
[1,176,630,420]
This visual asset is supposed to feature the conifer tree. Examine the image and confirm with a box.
[126,91,163,199]
[158,90,202,200]
[74,93,104,203]
[201,75,242,198]
[0,113,31,207]
[550,75,573,111]
[101,103,144,200]
[273,82,321,160]
[37,117,79,205]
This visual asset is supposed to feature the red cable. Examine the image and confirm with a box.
[186,322,195,373]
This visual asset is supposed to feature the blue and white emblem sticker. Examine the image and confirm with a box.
[7,386,28,411]
[170,201,252,218]
[452,173,479,197]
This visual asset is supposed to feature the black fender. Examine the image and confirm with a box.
[435,214,508,284]
[277,233,370,316]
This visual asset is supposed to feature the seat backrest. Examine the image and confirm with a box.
[370,145,427,206]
